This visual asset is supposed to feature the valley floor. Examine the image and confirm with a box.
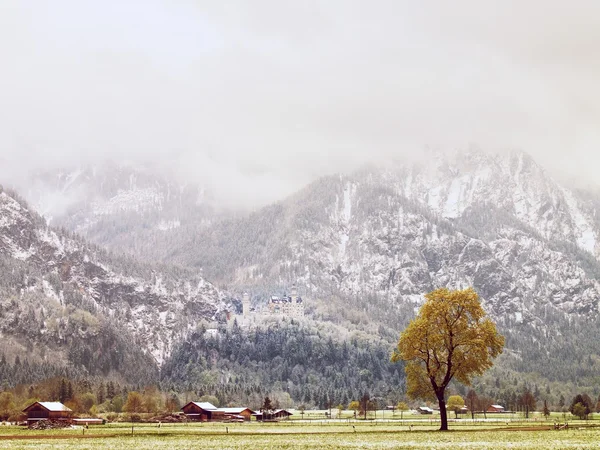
[0,420,598,449]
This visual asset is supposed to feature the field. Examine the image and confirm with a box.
[1,419,600,449]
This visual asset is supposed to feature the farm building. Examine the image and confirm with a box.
[72,418,104,425]
[22,402,72,424]
[417,406,434,414]
[181,402,217,421]
[215,407,256,421]
[181,403,256,422]
[254,409,293,421]
[487,405,505,413]
[273,409,293,420]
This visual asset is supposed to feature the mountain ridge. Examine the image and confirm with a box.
[0,187,227,378]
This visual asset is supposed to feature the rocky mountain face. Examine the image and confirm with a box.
[0,187,226,382]
[154,148,600,386]
[12,149,600,387]
[19,150,600,323]
[157,150,600,321]
[17,162,221,261]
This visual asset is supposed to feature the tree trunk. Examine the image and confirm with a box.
[438,396,448,431]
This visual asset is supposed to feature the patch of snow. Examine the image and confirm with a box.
[157,219,181,231]
[562,189,596,254]
[38,228,65,256]
[343,183,352,222]
[63,168,84,191]
[91,187,163,216]
[12,245,35,261]
[427,185,443,210]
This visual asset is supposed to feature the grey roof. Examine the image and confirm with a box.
[191,402,217,410]
[216,407,256,414]
[39,402,72,412]
[36,402,72,412]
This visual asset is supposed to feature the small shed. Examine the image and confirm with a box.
[72,418,104,425]
[254,411,285,422]
[487,404,505,413]
[23,402,72,424]
[417,406,434,415]
[273,409,293,420]
[181,402,217,421]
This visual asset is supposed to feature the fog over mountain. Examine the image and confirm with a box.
[2,1,600,208]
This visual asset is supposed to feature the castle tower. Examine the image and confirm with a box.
[290,284,298,303]
[242,292,250,317]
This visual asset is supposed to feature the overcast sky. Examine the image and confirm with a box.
[1,1,599,206]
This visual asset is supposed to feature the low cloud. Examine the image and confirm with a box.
[1,0,599,207]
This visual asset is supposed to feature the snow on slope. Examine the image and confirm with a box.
[0,190,226,364]
[394,149,599,259]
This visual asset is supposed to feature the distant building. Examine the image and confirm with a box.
[23,402,72,425]
[487,404,505,413]
[72,418,104,425]
[272,409,293,420]
[242,293,251,317]
[210,407,256,422]
[181,402,217,421]
[181,402,256,422]
[227,284,306,328]
[417,406,434,414]
[254,409,293,421]
[268,284,304,318]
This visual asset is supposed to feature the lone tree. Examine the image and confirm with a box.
[261,396,274,420]
[466,390,478,420]
[519,389,536,418]
[392,287,504,431]
[543,400,550,418]
[447,395,465,419]
[348,400,360,418]
[572,402,587,420]
[570,394,592,420]
[359,393,370,420]
[396,401,409,419]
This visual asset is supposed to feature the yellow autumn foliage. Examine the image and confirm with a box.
[392,287,504,428]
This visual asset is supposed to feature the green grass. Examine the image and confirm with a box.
[1,420,599,449]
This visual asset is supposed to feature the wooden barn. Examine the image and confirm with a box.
[181,402,217,421]
[273,409,293,420]
[216,407,256,421]
[22,402,72,424]
[487,404,505,413]
[255,409,293,421]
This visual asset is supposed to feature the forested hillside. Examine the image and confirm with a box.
[161,320,403,409]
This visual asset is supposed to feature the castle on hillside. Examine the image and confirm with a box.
[231,284,305,327]
[266,284,304,318]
